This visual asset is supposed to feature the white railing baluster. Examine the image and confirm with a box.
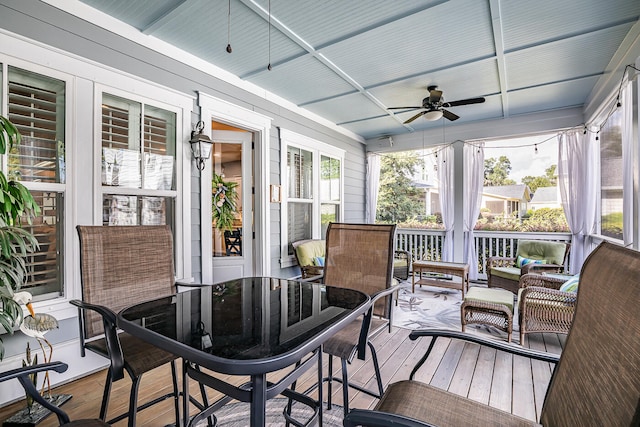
[395,228,572,280]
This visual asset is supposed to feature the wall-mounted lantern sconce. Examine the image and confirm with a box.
[190,120,213,171]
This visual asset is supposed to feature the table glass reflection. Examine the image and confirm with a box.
[118,277,369,426]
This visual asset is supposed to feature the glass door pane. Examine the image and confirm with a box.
[212,142,243,257]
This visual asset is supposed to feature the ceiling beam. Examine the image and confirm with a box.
[140,0,191,35]
[237,0,448,132]
[489,0,509,118]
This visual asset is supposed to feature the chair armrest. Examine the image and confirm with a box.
[370,284,398,305]
[0,362,70,424]
[299,272,324,283]
[344,408,436,427]
[519,286,577,307]
[70,299,118,325]
[69,299,125,381]
[301,265,324,280]
[521,263,564,275]
[487,256,516,269]
[519,273,567,290]
[0,360,68,382]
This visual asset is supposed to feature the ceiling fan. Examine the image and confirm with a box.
[388,85,485,124]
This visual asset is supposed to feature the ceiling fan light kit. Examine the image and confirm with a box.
[424,110,443,121]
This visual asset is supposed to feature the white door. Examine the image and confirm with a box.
[209,130,253,282]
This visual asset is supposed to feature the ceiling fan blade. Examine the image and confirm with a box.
[442,109,460,121]
[443,97,486,107]
[404,111,427,124]
[388,106,422,110]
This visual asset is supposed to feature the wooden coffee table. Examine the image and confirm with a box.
[412,260,470,298]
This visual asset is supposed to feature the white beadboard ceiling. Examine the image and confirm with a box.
[72,0,640,142]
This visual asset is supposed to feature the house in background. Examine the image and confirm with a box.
[529,186,561,211]
[481,185,532,219]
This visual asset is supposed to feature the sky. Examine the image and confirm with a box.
[483,133,559,184]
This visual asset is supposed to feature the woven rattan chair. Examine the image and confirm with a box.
[292,239,326,281]
[392,249,412,280]
[70,225,180,427]
[0,361,111,427]
[320,222,397,416]
[344,241,640,426]
[518,273,576,344]
[487,240,570,293]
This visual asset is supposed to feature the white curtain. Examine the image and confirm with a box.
[365,152,381,224]
[558,130,597,274]
[621,81,633,246]
[438,145,454,261]
[463,142,484,280]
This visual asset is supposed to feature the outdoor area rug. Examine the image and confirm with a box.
[194,398,343,426]
[392,280,520,343]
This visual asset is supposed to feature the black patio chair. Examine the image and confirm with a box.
[320,222,398,416]
[70,225,180,427]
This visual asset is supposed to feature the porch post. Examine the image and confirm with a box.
[453,140,464,263]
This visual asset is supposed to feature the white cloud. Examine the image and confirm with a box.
[484,134,558,184]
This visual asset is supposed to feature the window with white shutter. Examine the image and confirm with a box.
[6,66,66,299]
[280,129,344,266]
[100,93,177,227]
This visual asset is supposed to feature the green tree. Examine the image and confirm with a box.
[484,156,516,186]
[376,152,423,223]
[522,164,557,193]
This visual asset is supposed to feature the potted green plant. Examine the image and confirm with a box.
[212,173,239,230]
[0,115,40,360]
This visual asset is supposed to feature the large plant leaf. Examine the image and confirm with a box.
[0,115,20,154]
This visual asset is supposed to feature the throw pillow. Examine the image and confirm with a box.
[559,274,580,292]
[517,255,547,268]
[314,256,325,267]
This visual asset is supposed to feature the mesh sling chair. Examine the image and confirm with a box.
[344,241,640,426]
[71,225,180,427]
[320,223,397,416]
[0,361,111,427]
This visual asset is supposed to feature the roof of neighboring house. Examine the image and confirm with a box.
[483,185,532,202]
[530,186,559,204]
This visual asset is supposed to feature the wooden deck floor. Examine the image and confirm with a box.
[0,326,564,426]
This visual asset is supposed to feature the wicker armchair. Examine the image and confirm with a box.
[292,239,325,281]
[343,241,640,426]
[486,240,570,293]
[392,249,412,280]
[518,273,576,344]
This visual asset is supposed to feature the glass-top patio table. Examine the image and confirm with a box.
[117,277,370,427]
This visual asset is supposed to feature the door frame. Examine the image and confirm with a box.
[198,92,272,283]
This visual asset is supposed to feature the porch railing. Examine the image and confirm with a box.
[396,228,573,280]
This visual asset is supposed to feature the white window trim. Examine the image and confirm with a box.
[279,129,345,268]
[197,92,273,280]
[94,83,191,282]
[0,32,194,321]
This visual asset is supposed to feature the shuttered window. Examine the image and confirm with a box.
[101,93,177,227]
[6,66,66,299]
[287,146,313,254]
[281,129,344,265]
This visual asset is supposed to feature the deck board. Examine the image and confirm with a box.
[0,327,564,426]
